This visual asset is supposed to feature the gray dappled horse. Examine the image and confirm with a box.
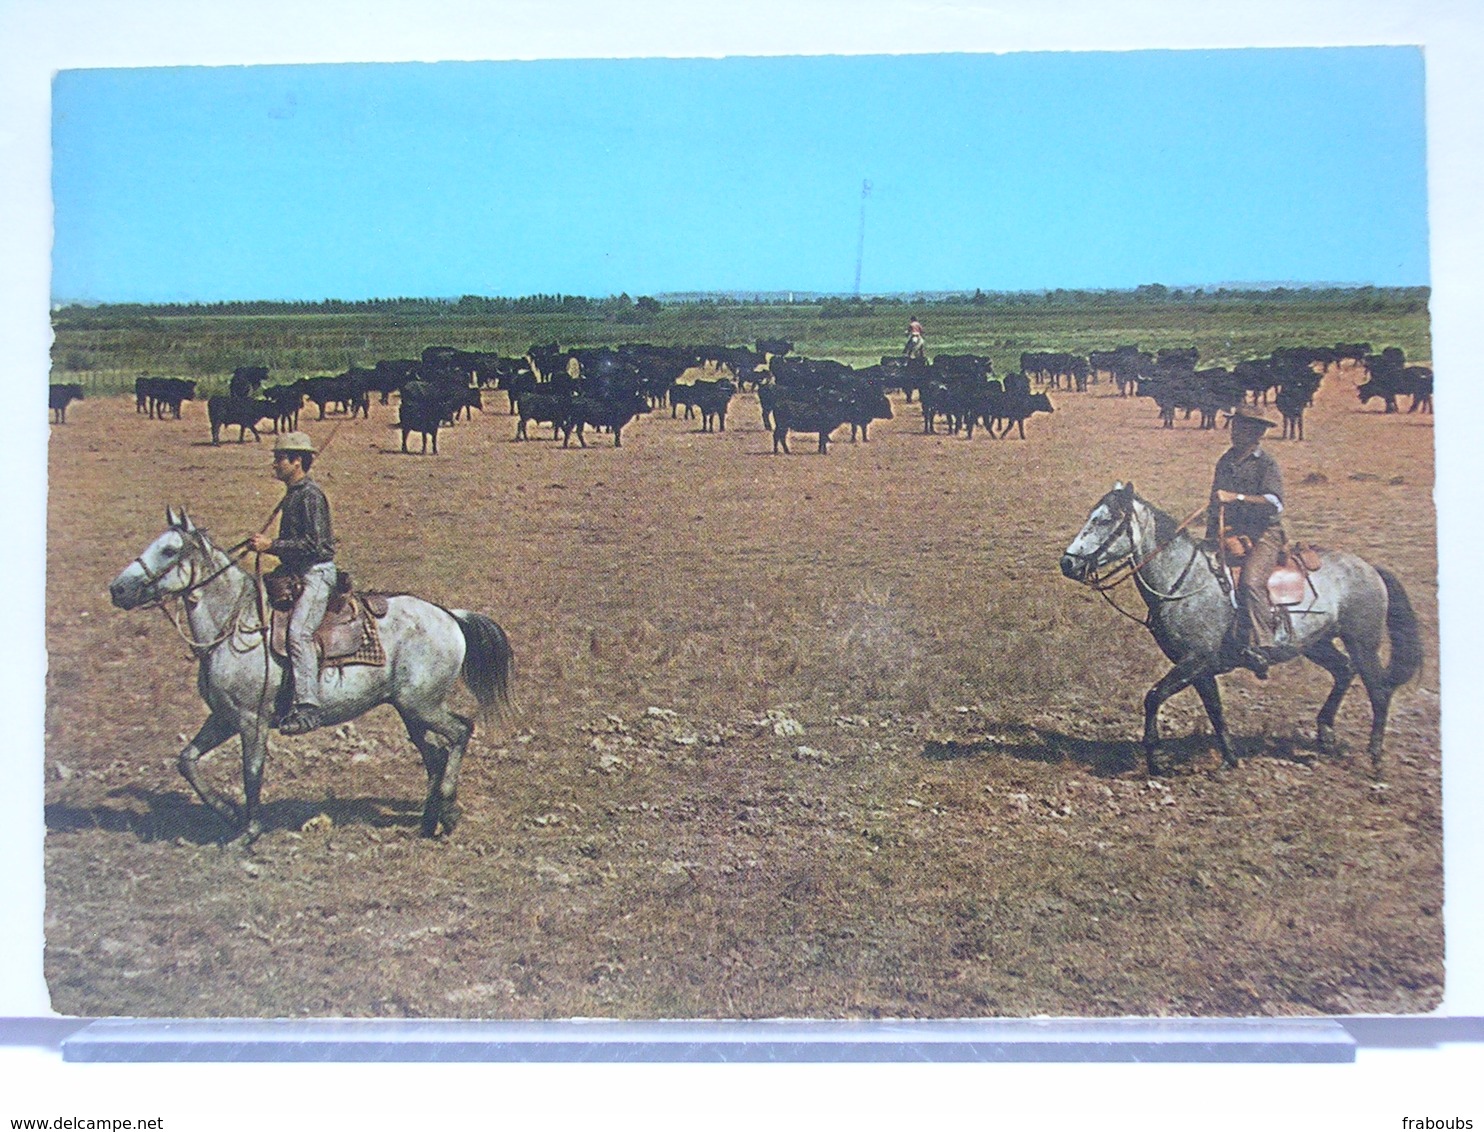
[109,508,515,843]
[1060,483,1420,775]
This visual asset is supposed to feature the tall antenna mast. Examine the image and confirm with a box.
[853,179,872,297]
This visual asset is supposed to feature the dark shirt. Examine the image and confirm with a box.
[272,477,335,572]
[1206,445,1284,540]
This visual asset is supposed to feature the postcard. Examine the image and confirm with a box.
[31,42,1464,1023]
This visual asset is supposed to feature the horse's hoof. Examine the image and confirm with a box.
[212,803,245,830]
[1316,726,1339,756]
[225,821,262,850]
[419,802,461,838]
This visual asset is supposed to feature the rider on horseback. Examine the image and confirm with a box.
[904,316,925,362]
[1207,408,1285,678]
[247,432,336,735]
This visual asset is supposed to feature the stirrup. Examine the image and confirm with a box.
[1236,647,1271,680]
[278,705,322,735]
[1219,643,1269,680]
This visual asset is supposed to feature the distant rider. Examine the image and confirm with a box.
[1206,409,1284,678]
[248,432,336,734]
[904,316,926,362]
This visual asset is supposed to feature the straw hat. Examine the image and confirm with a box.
[273,431,317,453]
[1229,408,1275,431]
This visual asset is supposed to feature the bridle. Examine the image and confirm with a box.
[1071,500,1137,591]
[130,527,250,602]
[1069,494,1213,624]
[134,529,265,653]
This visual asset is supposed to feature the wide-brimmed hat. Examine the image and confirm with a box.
[1229,409,1275,431]
[273,431,317,454]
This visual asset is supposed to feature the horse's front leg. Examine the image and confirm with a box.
[1192,674,1235,768]
[236,716,271,845]
[1143,656,1210,775]
[177,713,244,830]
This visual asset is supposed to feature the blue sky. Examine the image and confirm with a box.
[51,48,1428,303]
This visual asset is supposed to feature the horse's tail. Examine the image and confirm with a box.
[452,610,517,723]
[1376,567,1423,687]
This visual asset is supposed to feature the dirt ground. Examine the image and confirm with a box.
[43,367,1442,1019]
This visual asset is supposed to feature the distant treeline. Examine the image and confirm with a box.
[53,292,662,326]
[52,285,1429,327]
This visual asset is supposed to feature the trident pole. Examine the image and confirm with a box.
[853,178,872,297]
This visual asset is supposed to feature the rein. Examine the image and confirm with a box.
[1081,500,1213,625]
[146,533,268,655]
[131,534,251,606]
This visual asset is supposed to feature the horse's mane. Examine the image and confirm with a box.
[1143,497,1187,545]
[1124,490,1192,547]
[174,520,244,574]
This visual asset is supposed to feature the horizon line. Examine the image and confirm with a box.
[51,281,1431,310]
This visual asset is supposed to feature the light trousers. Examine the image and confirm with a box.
[288,562,337,707]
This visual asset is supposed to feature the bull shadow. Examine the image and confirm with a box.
[921,721,1320,777]
[46,785,422,846]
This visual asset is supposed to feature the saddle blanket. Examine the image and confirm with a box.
[270,592,389,668]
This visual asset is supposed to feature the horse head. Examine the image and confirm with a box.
[1060,482,1138,583]
[109,506,208,610]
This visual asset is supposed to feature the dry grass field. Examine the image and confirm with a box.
[43,366,1441,1019]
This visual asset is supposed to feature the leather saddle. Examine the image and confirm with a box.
[264,569,390,667]
[1222,537,1323,606]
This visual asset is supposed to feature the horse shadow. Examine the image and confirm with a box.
[46,786,423,845]
[920,721,1322,777]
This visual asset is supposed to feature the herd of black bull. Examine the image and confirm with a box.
[53,337,1432,448]
[168,344,1055,455]
[1087,343,1433,437]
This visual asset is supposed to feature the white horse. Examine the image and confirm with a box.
[1060,483,1421,775]
[109,508,515,842]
